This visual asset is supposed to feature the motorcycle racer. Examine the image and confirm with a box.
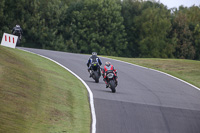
[102,61,118,88]
[12,25,23,39]
[87,52,102,77]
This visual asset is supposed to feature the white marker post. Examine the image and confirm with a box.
[1,33,18,48]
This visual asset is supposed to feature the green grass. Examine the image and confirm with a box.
[0,46,90,133]
[101,56,200,89]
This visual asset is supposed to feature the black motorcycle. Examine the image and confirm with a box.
[105,70,117,93]
[12,31,22,46]
[90,62,101,83]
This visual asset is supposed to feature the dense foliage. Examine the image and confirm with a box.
[0,0,200,60]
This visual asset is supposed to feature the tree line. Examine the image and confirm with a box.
[0,0,200,60]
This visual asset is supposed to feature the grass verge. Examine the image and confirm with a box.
[101,56,200,89]
[0,46,90,133]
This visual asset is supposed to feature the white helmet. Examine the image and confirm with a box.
[105,61,111,67]
[16,25,20,28]
[92,52,97,55]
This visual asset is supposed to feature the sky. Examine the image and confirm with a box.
[158,0,200,9]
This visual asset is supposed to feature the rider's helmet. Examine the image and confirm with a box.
[16,25,20,28]
[92,52,97,56]
[105,61,111,67]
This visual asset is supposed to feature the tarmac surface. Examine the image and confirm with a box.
[19,48,200,133]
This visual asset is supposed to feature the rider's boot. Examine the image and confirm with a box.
[89,70,92,78]
[115,77,118,86]
[115,80,118,86]
[106,84,109,88]
[103,78,109,88]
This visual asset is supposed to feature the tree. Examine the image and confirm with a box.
[186,6,200,60]
[1,0,199,60]
[121,0,142,57]
[0,0,6,36]
[193,24,200,60]
[69,0,127,56]
[172,11,195,59]
[135,1,174,58]
[22,0,68,51]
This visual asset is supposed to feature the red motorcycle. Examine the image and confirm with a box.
[104,70,118,93]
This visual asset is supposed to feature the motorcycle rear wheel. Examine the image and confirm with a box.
[110,80,116,93]
[94,72,99,83]
[16,38,20,46]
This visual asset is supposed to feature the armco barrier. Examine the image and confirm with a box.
[1,33,18,48]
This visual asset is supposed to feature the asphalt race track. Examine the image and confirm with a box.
[19,48,200,133]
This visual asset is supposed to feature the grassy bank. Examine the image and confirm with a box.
[0,46,90,133]
[102,56,200,89]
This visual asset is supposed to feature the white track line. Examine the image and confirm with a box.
[20,49,96,133]
[101,56,200,91]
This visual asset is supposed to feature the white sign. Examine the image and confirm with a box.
[1,33,18,48]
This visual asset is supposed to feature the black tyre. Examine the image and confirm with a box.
[110,80,116,93]
[16,39,20,46]
[94,72,99,83]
